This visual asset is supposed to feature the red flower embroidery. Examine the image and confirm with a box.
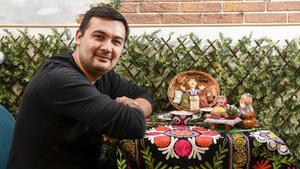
[253,160,271,169]
[195,136,213,147]
[174,139,192,157]
[146,131,162,136]
[170,130,193,137]
[155,126,171,131]
[154,135,171,148]
[192,127,208,133]
[200,131,219,136]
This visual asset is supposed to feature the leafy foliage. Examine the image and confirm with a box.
[0,29,299,161]
[0,28,74,114]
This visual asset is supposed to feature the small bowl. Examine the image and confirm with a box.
[170,110,193,125]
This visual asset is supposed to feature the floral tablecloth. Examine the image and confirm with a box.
[117,125,297,169]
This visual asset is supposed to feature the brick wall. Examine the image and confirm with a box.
[119,0,300,25]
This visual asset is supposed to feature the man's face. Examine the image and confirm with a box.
[188,79,197,89]
[75,17,126,78]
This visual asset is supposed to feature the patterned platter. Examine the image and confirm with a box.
[156,112,201,121]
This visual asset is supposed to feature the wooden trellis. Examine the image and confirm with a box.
[1,30,299,158]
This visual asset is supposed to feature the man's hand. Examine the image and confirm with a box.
[116,96,139,107]
[116,96,152,117]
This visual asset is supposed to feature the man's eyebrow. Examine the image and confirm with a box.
[93,30,125,41]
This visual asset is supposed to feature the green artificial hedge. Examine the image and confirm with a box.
[0,29,299,161]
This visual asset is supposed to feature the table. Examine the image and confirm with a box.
[117,116,297,169]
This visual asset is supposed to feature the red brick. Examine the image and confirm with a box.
[141,0,159,2]
[289,13,300,23]
[161,0,202,2]
[120,3,139,13]
[140,2,181,13]
[268,1,300,11]
[121,0,140,1]
[202,0,244,2]
[162,14,202,24]
[182,2,222,13]
[123,14,161,24]
[245,13,287,23]
[224,2,265,12]
[203,14,243,24]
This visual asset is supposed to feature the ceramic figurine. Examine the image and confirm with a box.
[239,93,254,118]
[173,90,183,104]
[206,95,240,120]
[180,93,190,109]
[205,85,218,103]
[181,78,204,111]
[239,93,256,128]
[199,91,208,107]
[216,95,227,107]
[204,95,242,131]
[226,104,240,119]
[210,106,226,119]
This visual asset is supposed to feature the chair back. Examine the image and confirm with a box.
[0,105,15,169]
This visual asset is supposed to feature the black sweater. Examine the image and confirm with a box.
[7,53,153,169]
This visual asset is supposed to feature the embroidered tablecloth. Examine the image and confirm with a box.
[118,125,297,169]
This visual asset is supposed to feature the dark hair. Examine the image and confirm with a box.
[79,6,129,42]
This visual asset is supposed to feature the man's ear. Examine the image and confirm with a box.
[75,29,82,45]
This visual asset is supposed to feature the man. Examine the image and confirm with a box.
[7,6,153,169]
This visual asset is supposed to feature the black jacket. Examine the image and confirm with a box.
[7,53,153,169]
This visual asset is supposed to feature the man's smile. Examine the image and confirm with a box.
[95,54,112,62]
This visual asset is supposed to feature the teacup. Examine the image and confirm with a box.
[170,110,193,125]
